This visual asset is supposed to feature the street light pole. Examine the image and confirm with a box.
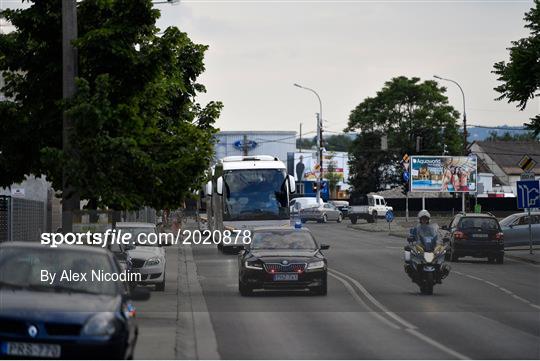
[433,75,467,154]
[434,75,468,213]
[62,0,79,233]
[294,83,323,204]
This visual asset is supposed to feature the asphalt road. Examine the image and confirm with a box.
[135,221,540,359]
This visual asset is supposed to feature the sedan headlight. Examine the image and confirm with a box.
[81,312,117,336]
[145,257,161,266]
[424,252,435,263]
[307,260,325,270]
[245,260,263,270]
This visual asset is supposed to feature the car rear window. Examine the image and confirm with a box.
[458,217,499,231]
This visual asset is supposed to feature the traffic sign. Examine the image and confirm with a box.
[517,180,540,209]
[518,155,536,172]
[403,171,409,182]
[520,172,536,181]
[402,154,409,163]
[385,210,394,223]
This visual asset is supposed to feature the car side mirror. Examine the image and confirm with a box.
[288,175,296,194]
[320,244,330,250]
[216,177,224,196]
[130,287,151,301]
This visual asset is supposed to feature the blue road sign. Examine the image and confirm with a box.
[385,210,394,223]
[403,171,409,182]
[517,180,540,209]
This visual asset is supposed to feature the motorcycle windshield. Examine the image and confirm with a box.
[416,224,438,252]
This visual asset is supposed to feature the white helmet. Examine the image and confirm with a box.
[418,210,431,219]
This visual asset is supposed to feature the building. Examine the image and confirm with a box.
[470,140,540,196]
[213,131,296,163]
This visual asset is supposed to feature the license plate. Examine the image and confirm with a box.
[2,342,61,358]
[273,273,298,281]
[472,234,488,238]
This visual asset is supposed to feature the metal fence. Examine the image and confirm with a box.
[0,196,46,242]
[122,207,157,224]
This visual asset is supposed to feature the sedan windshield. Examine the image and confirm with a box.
[118,227,159,247]
[0,247,118,295]
[251,231,317,250]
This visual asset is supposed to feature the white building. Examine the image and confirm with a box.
[213,131,296,164]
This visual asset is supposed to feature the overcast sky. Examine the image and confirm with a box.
[2,0,538,135]
[155,0,538,135]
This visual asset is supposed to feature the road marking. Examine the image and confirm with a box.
[453,270,540,310]
[329,268,469,360]
[328,272,400,330]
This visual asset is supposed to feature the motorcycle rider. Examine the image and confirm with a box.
[404,210,450,283]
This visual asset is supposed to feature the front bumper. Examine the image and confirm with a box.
[240,268,326,290]
[133,264,165,284]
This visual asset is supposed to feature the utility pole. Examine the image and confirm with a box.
[62,0,79,233]
[318,113,323,202]
[242,134,248,156]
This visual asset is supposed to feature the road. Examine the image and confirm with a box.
[135,221,540,359]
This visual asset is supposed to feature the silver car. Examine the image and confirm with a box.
[300,203,343,223]
[499,212,540,247]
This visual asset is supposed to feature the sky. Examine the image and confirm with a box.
[1,0,538,136]
[154,0,538,135]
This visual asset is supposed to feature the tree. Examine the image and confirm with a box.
[296,136,316,150]
[345,76,462,195]
[324,134,353,152]
[485,130,537,141]
[0,0,222,210]
[325,154,343,199]
[493,0,540,135]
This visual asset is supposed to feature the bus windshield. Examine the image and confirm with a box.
[223,169,289,221]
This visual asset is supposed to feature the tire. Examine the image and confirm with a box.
[496,254,504,264]
[322,214,328,223]
[450,246,459,262]
[372,211,378,223]
[350,216,358,224]
[239,281,253,296]
[337,214,342,223]
[156,276,165,292]
[420,273,434,295]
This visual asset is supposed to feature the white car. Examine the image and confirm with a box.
[116,222,167,291]
[289,197,323,216]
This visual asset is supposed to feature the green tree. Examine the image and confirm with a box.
[325,154,343,199]
[296,136,316,150]
[345,76,462,195]
[493,0,540,135]
[324,134,353,152]
[485,130,537,141]
[0,0,222,210]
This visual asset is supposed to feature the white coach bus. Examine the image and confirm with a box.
[204,155,296,252]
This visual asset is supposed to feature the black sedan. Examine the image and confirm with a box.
[0,242,150,359]
[238,227,329,296]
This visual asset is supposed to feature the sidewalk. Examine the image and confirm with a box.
[504,248,540,265]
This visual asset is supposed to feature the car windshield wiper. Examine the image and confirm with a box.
[25,283,103,296]
[0,281,26,290]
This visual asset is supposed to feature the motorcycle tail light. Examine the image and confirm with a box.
[454,231,466,240]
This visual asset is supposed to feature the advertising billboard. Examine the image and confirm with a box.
[410,155,477,192]
[293,151,350,189]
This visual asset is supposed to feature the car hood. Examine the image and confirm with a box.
[128,246,162,259]
[0,290,120,323]
[250,249,319,262]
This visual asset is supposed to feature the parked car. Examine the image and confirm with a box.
[442,213,504,263]
[0,242,150,359]
[499,212,540,247]
[106,241,139,290]
[348,195,393,224]
[329,200,350,218]
[300,202,343,223]
[289,197,323,216]
[116,222,167,291]
[238,227,329,295]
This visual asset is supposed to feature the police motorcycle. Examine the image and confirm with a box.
[404,224,450,295]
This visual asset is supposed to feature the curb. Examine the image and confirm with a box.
[505,254,540,265]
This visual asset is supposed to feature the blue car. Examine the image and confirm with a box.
[0,242,150,359]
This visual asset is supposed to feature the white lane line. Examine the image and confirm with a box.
[328,272,401,330]
[329,268,469,360]
[330,268,417,330]
[453,270,540,310]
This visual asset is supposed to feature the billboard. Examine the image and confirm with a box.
[293,151,350,189]
[410,155,477,192]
